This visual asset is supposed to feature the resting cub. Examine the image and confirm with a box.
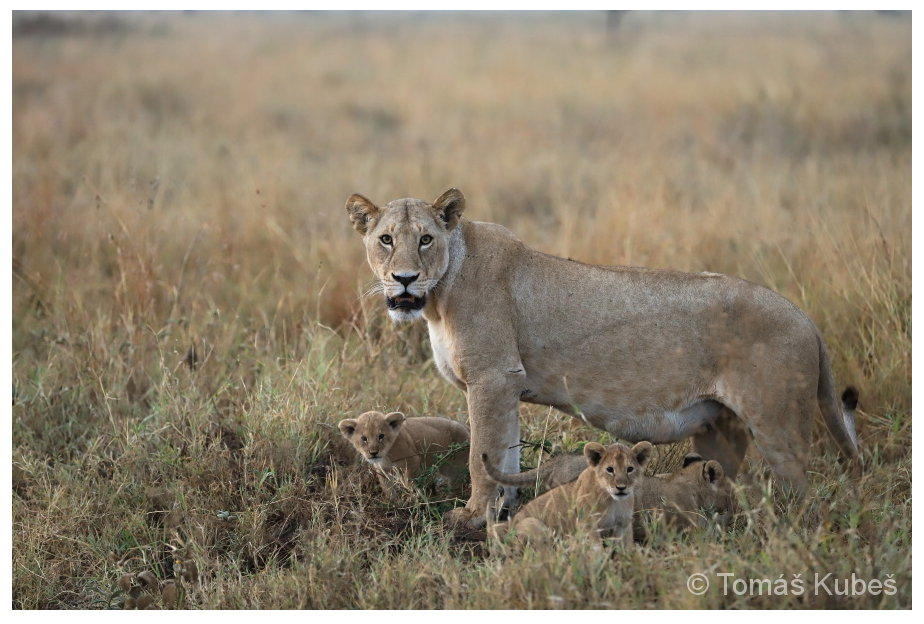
[634,453,737,540]
[338,411,470,496]
[483,441,652,549]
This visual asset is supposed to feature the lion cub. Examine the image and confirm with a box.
[633,453,737,540]
[338,411,470,496]
[486,447,738,541]
[483,441,652,549]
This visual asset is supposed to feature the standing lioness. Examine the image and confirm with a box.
[345,189,859,528]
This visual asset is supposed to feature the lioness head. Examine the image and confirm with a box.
[678,453,737,522]
[345,189,466,323]
[338,411,406,465]
[584,441,652,500]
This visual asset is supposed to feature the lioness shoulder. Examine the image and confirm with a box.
[338,411,470,496]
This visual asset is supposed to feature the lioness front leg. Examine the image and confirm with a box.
[445,375,522,529]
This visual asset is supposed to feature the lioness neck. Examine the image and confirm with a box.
[423,223,467,323]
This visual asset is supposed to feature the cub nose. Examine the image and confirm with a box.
[392,273,419,288]
[616,485,627,492]
[369,450,378,458]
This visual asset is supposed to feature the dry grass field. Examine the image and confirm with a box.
[11,11,911,609]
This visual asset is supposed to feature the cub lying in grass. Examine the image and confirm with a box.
[482,441,652,550]
[338,411,470,496]
[633,453,737,541]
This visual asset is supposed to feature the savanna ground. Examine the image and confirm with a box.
[11,11,911,609]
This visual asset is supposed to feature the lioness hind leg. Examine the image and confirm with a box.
[742,399,812,494]
[691,405,750,479]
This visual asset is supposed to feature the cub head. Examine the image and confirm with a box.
[584,441,652,501]
[337,411,406,465]
[678,453,737,524]
[345,188,466,323]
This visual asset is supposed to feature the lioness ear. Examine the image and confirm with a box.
[704,460,724,484]
[345,193,379,236]
[682,453,704,468]
[338,419,358,438]
[384,412,406,430]
[632,441,653,468]
[431,188,465,231]
[583,442,606,467]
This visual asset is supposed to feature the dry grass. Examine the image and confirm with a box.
[12,11,910,609]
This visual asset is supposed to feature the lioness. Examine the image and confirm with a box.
[633,453,737,541]
[484,441,651,549]
[345,189,860,527]
[338,411,470,495]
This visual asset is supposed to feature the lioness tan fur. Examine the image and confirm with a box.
[485,441,651,549]
[633,453,737,541]
[345,188,860,528]
[338,411,470,496]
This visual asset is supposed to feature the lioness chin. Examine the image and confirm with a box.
[345,188,860,528]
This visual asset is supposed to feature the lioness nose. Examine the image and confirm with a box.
[393,273,419,288]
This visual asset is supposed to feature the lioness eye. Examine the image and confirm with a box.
[606,467,614,474]
[420,235,433,246]
[380,234,393,245]
[626,466,634,473]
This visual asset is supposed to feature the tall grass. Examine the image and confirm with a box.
[12,11,910,609]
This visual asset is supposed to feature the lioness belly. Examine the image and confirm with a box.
[520,375,723,444]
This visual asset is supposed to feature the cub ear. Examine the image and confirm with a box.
[384,412,406,430]
[583,442,606,467]
[632,441,653,468]
[338,419,358,438]
[431,188,465,231]
[345,193,379,236]
[682,453,704,468]
[704,460,725,484]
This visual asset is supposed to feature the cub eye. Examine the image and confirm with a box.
[380,234,393,245]
[360,436,367,443]
[378,434,385,441]
[420,235,433,246]
[606,467,615,474]
[626,466,634,473]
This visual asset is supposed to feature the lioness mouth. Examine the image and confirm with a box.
[387,294,426,311]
